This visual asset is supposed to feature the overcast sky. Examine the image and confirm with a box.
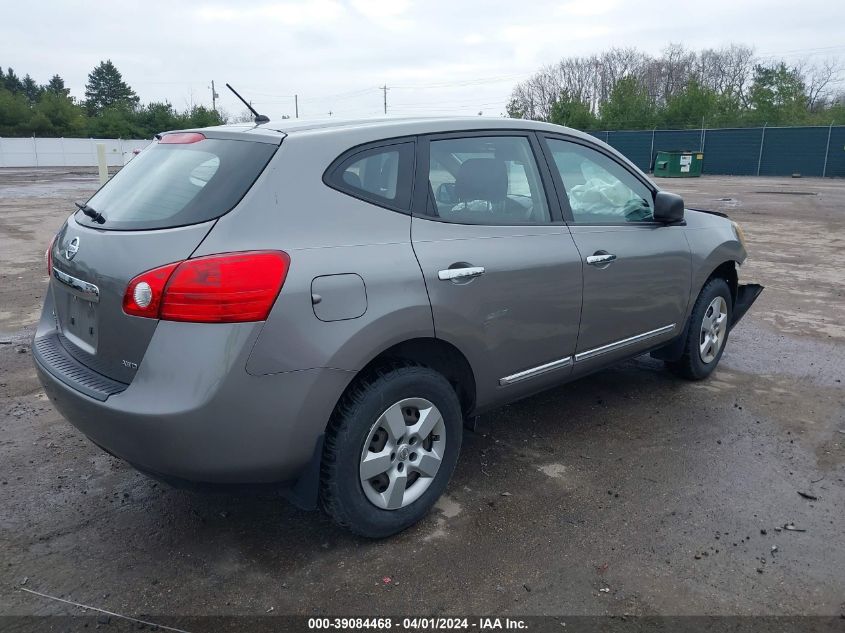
[4,0,844,120]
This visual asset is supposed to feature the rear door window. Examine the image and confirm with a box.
[79,136,277,230]
[426,135,551,225]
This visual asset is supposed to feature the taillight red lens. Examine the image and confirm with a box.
[122,251,289,323]
[123,261,180,318]
[159,132,206,144]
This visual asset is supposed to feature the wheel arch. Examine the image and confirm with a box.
[706,260,739,306]
[652,259,739,362]
[352,337,477,418]
[286,337,476,511]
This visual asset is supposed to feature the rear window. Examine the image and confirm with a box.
[79,137,277,230]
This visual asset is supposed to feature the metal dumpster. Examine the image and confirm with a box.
[653,150,704,177]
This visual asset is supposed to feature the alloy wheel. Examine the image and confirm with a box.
[699,296,728,363]
[359,397,446,510]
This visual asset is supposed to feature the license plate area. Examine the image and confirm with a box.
[52,268,100,354]
[60,293,98,353]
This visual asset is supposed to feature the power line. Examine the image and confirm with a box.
[757,44,845,56]
[390,73,529,90]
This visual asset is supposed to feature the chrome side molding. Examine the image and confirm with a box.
[574,324,675,362]
[498,324,676,386]
[499,356,573,386]
[53,267,100,303]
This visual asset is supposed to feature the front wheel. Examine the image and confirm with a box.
[667,277,732,380]
[320,364,463,538]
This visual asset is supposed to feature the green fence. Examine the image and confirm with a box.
[587,125,845,177]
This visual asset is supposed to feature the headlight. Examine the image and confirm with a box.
[731,221,747,249]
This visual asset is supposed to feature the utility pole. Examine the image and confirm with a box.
[210,81,219,112]
[294,94,299,118]
[381,84,389,115]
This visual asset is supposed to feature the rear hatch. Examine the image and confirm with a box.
[47,132,278,384]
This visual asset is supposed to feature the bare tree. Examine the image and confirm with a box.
[507,43,760,122]
[656,43,696,104]
[798,57,844,111]
[723,44,756,106]
[231,108,256,124]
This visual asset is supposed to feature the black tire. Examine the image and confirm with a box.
[320,363,463,538]
[667,277,733,381]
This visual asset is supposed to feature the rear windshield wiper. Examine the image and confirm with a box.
[74,202,106,224]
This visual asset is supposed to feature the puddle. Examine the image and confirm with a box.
[435,494,462,518]
[538,463,567,479]
[424,495,463,541]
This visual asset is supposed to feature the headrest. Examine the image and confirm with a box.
[455,158,507,202]
[342,171,362,189]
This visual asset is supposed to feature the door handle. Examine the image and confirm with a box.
[586,253,617,266]
[438,266,485,281]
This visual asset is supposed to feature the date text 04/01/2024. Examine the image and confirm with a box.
[307,617,528,630]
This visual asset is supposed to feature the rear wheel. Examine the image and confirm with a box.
[667,277,732,380]
[320,364,462,538]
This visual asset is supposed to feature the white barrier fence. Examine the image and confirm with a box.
[0,137,153,168]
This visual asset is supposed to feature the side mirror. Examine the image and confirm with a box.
[654,191,685,223]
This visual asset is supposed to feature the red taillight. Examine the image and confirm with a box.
[123,261,180,318]
[159,132,206,144]
[123,251,290,323]
[46,235,56,276]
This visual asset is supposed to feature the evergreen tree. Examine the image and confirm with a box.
[747,63,808,125]
[661,78,727,128]
[4,67,23,93]
[0,89,31,135]
[21,74,42,105]
[26,110,54,136]
[505,97,526,119]
[134,101,182,136]
[35,91,87,136]
[186,105,224,128]
[87,104,142,138]
[549,92,597,130]
[84,60,138,116]
[600,77,656,129]
[45,74,70,98]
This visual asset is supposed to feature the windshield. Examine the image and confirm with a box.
[80,137,277,230]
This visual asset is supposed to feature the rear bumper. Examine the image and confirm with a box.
[33,313,354,484]
[729,283,764,330]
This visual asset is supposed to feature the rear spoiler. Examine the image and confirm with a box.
[155,127,285,145]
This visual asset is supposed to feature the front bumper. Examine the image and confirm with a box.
[729,283,764,330]
[33,310,354,484]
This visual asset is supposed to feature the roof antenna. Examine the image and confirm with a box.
[225,83,270,124]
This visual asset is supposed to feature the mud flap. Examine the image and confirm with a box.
[282,434,324,511]
[729,283,764,330]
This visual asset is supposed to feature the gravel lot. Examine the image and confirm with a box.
[1,169,843,621]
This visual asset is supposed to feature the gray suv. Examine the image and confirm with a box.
[33,118,762,537]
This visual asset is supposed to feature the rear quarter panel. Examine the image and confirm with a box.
[195,131,434,375]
